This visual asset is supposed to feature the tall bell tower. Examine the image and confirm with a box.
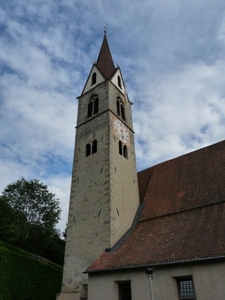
[57,32,140,300]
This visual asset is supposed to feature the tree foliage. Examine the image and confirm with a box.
[0,178,65,265]
[2,177,61,229]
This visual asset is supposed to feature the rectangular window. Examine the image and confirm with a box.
[177,278,196,300]
[118,281,132,300]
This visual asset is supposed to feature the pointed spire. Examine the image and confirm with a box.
[96,31,116,80]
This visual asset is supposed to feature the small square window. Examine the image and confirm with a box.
[118,281,132,300]
[177,278,196,300]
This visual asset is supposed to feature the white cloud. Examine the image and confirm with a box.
[1,0,225,231]
[134,59,225,170]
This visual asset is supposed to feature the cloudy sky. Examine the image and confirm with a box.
[1,0,225,232]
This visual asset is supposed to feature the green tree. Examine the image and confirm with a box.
[1,177,61,230]
[0,178,62,260]
[0,198,27,245]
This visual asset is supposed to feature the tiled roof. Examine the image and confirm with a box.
[96,33,116,79]
[87,140,225,272]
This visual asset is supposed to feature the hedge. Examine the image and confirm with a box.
[0,241,63,300]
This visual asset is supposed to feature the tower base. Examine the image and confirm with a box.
[56,292,82,300]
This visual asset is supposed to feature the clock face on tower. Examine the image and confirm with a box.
[114,119,129,144]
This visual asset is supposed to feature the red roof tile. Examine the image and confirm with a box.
[140,140,225,220]
[87,140,225,272]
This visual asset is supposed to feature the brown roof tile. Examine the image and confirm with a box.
[87,140,225,272]
[140,140,225,220]
[96,33,116,79]
[88,203,225,272]
[137,167,153,203]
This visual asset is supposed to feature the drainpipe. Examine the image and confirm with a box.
[145,267,154,300]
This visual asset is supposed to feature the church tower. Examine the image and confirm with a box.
[57,32,140,300]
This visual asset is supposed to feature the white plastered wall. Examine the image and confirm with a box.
[88,260,225,300]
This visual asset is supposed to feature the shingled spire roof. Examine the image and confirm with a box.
[96,33,116,79]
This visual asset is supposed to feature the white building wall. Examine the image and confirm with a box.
[88,260,225,300]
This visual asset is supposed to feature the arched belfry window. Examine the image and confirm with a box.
[119,142,128,159]
[91,72,97,85]
[118,75,122,89]
[116,97,125,121]
[85,140,98,157]
[93,97,99,114]
[121,105,125,121]
[88,95,99,118]
[87,101,93,118]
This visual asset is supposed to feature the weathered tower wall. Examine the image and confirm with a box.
[57,35,139,300]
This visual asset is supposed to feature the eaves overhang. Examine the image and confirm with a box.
[85,255,225,274]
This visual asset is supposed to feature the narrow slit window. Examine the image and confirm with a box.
[91,72,97,85]
[117,99,120,115]
[92,140,97,154]
[86,144,91,157]
[118,75,122,89]
[87,101,93,118]
[94,97,99,114]
[123,145,128,159]
[119,141,123,155]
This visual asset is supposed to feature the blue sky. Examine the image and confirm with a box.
[1,0,225,232]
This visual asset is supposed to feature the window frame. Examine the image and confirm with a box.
[85,140,98,157]
[92,140,97,154]
[86,143,91,157]
[117,281,132,300]
[116,97,126,121]
[91,72,97,85]
[176,277,196,300]
[119,141,123,155]
[118,75,122,89]
[87,94,99,118]
[118,141,128,159]
[123,145,128,159]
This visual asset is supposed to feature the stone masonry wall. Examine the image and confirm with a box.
[60,80,139,296]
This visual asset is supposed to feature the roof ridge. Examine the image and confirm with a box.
[139,199,225,223]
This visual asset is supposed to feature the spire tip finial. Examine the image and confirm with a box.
[104,24,107,34]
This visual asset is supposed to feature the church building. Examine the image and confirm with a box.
[57,32,225,300]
